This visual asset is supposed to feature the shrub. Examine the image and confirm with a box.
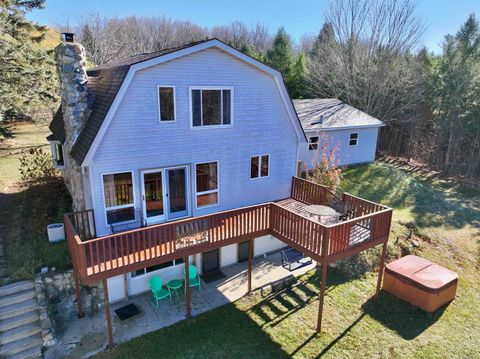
[19,147,59,185]
[305,132,342,192]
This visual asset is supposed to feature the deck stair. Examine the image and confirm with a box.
[0,281,42,358]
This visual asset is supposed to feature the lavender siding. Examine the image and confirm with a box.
[87,47,299,235]
[298,127,380,170]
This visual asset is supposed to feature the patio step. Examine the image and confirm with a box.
[0,335,42,357]
[0,311,38,332]
[0,282,34,298]
[0,322,41,345]
[0,289,36,309]
[8,345,42,359]
[0,299,38,320]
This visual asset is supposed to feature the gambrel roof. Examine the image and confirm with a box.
[50,39,306,166]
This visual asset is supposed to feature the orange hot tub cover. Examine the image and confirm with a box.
[382,255,458,313]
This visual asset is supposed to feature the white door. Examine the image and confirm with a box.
[141,166,190,225]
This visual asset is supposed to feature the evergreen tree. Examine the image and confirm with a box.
[265,27,296,95]
[288,53,309,98]
[310,22,334,57]
[0,0,58,137]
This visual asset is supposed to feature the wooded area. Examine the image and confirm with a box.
[2,0,480,178]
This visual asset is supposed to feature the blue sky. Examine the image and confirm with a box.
[28,0,480,53]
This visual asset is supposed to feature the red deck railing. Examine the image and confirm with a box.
[66,177,392,284]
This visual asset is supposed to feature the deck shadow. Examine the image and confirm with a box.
[362,292,447,340]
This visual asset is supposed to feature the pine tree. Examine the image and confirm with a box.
[288,53,309,98]
[0,0,58,137]
[266,27,296,95]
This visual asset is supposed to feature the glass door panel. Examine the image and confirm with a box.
[142,171,166,224]
[167,168,188,219]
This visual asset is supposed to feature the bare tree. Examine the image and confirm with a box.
[308,0,425,123]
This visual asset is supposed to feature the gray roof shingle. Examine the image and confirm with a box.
[47,106,65,143]
[293,99,384,131]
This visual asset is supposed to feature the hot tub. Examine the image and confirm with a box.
[382,255,458,313]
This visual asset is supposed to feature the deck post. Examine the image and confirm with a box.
[375,240,388,300]
[316,261,328,333]
[185,256,191,319]
[73,271,84,318]
[247,239,253,294]
[123,274,129,302]
[102,279,113,349]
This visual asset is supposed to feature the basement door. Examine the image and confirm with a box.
[141,166,190,225]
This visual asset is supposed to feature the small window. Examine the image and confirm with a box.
[158,86,175,121]
[51,141,65,167]
[191,88,232,127]
[103,172,135,224]
[195,162,219,208]
[250,155,269,179]
[308,136,319,150]
[130,259,183,278]
[349,133,358,146]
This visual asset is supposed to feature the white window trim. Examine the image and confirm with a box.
[194,160,220,209]
[157,85,176,122]
[308,136,319,151]
[101,170,137,227]
[349,133,359,146]
[189,86,234,129]
[130,258,184,280]
[250,154,270,180]
[50,140,65,169]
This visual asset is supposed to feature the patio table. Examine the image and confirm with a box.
[167,279,183,299]
[304,204,339,224]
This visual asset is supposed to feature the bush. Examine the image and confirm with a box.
[305,132,343,192]
[19,147,59,185]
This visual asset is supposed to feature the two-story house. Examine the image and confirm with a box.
[49,35,392,345]
[49,36,307,301]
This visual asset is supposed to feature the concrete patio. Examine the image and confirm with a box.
[45,251,316,359]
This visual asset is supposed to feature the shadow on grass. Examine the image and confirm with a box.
[340,162,480,230]
[362,292,447,340]
[0,180,72,280]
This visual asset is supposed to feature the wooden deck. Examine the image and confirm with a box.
[66,177,392,285]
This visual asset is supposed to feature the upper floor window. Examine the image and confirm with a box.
[50,141,65,168]
[158,86,175,121]
[103,172,135,224]
[349,133,358,146]
[251,155,269,178]
[191,87,232,128]
[308,136,319,150]
[195,162,219,208]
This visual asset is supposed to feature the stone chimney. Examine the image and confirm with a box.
[55,33,89,149]
[54,33,89,211]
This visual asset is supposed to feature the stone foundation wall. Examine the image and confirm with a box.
[34,269,104,347]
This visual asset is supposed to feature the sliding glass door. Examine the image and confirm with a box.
[141,166,189,225]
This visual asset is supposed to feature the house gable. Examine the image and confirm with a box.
[80,39,305,167]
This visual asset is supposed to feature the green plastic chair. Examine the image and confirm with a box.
[149,275,171,308]
[184,264,201,293]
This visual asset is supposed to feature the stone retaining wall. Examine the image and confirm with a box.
[34,269,104,347]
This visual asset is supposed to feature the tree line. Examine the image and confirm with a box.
[2,0,480,178]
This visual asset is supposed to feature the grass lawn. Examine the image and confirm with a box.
[0,122,72,281]
[96,162,480,359]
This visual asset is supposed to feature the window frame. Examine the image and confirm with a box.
[189,86,234,129]
[157,85,176,123]
[308,136,319,151]
[50,140,65,168]
[194,160,220,209]
[349,133,359,146]
[129,258,184,279]
[250,154,270,180]
[101,170,137,227]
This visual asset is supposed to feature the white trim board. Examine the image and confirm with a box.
[80,39,306,167]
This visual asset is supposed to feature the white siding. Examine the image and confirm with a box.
[89,47,299,236]
[220,244,237,267]
[254,235,286,256]
[298,127,380,169]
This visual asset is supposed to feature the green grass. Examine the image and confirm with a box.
[0,122,72,281]
[96,162,480,359]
